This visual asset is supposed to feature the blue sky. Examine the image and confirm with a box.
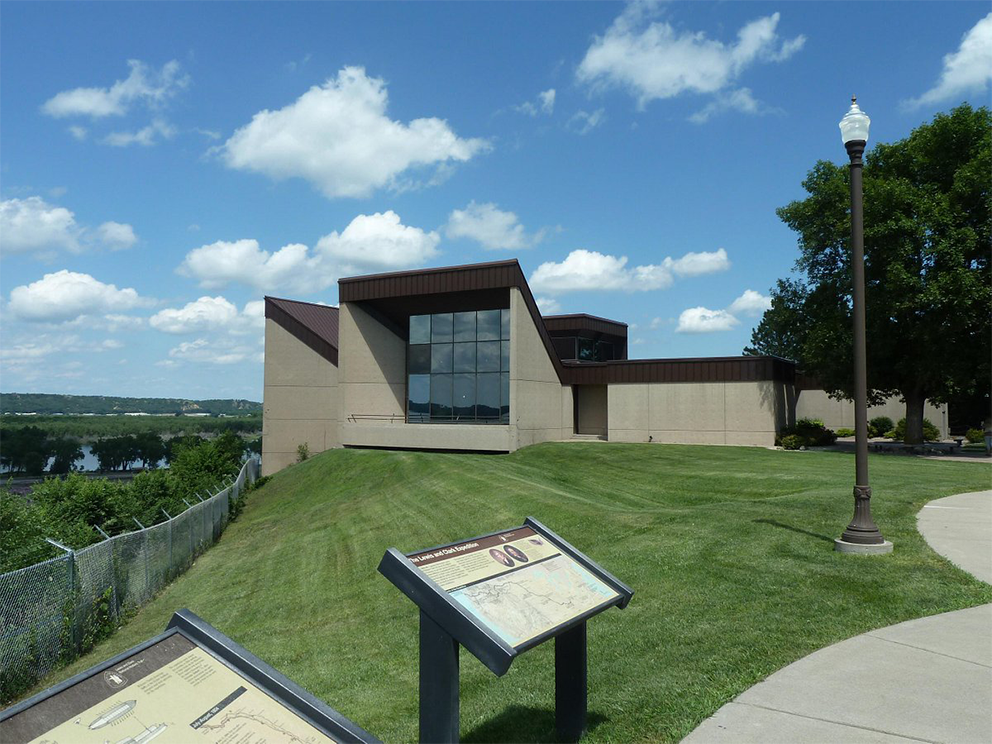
[2,1,989,401]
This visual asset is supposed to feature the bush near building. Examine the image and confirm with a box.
[776,418,838,449]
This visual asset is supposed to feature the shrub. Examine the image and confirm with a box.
[893,418,941,442]
[836,428,856,437]
[966,428,984,444]
[883,429,897,439]
[776,419,837,448]
[780,435,805,450]
[868,416,894,438]
[296,443,310,463]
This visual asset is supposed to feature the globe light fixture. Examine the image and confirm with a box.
[835,96,892,555]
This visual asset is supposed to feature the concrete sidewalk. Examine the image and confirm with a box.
[684,490,992,744]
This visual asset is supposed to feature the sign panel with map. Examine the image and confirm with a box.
[378,516,633,676]
[0,610,380,744]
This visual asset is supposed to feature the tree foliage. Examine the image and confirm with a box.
[749,104,991,443]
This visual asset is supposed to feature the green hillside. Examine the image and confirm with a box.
[0,393,261,415]
[28,444,991,742]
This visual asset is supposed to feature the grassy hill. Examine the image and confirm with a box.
[28,444,991,742]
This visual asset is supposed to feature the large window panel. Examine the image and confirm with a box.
[408,344,431,374]
[501,341,510,371]
[453,342,476,373]
[501,308,510,340]
[432,313,453,343]
[453,374,475,419]
[410,315,431,344]
[477,373,500,419]
[453,312,476,342]
[477,341,500,372]
[431,343,453,373]
[408,374,430,422]
[477,309,500,341]
[430,375,453,419]
[500,373,510,421]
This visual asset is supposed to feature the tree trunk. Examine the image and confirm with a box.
[903,390,926,444]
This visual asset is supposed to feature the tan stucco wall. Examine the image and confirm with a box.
[262,318,338,476]
[509,287,566,449]
[608,381,784,446]
[576,385,608,436]
[794,390,948,438]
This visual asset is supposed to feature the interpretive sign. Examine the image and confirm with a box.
[379,516,632,743]
[0,609,380,744]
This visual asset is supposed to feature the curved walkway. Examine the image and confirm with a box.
[684,490,992,744]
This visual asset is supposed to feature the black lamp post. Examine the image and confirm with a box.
[835,97,892,555]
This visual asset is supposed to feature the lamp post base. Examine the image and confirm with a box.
[834,538,893,555]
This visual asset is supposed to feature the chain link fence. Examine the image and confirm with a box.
[0,458,259,701]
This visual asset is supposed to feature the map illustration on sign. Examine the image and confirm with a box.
[408,527,620,648]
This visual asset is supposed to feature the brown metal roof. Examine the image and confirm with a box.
[542,313,628,337]
[265,296,339,366]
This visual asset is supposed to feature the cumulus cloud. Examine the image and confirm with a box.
[676,307,740,333]
[445,201,543,251]
[8,270,150,323]
[0,197,137,257]
[178,211,439,294]
[904,13,992,108]
[220,66,489,198]
[536,296,562,315]
[577,3,804,115]
[728,288,771,316]
[530,247,729,294]
[0,197,80,254]
[515,88,556,116]
[150,296,264,335]
[68,126,88,140]
[41,60,188,119]
[167,338,258,365]
[688,88,764,124]
[96,221,137,250]
[567,108,606,135]
[103,118,176,147]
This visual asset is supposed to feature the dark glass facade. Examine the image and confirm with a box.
[408,309,510,424]
[551,336,616,362]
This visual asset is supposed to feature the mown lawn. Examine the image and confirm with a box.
[23,444,992,742]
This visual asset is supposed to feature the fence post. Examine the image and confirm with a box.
[162,508,173,578]
[45,538,77,655]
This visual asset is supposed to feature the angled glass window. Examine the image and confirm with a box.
[410,315,431,344]
[453,312,476,342]
[477,309,500,341]
[431,313,453,343]
[577,338,596,362]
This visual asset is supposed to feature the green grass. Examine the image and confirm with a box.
[24,444,991,742]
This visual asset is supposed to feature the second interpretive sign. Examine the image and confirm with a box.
[408,525,620,649]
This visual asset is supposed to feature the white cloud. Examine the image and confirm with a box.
[150,296,264,335]
[96,221,137,250]
[179,239,320,294]
[667,248,730,277]
[688,88,763,124]
[649,317,665,329]
[904,13,992,108]
[68,126,87,140]
[0,197,80,254]
[676,307,740,333]
[178,211,438,294]
[530,247,729,294]
[577,4,804,112]
[41,59,188,119]
[728,289,771,316]
[567,109,606,135]
[8,270,149,323]
[102,314,145,332]
[220,66,489,198]
[103,118,176,147]
[101,339,124,350]
[0,197,138,257]
[536,296,562,315]
[515,88,556,116]
[445,201,542,251]
[167,338,258,365]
